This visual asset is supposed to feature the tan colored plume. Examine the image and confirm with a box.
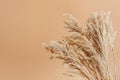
[45,12,116,80]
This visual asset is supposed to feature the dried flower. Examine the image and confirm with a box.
[45,12,116,80]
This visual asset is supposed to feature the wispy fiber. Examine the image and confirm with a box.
[45,12,116,80]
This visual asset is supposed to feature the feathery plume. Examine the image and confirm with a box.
[45,12,116,80]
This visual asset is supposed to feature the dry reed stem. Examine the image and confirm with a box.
[45,12,116,80]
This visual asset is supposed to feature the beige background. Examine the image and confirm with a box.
[0,0,120,80]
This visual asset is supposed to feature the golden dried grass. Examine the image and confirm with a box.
[45,12,116,80]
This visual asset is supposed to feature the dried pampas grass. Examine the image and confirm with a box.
[45,12,116,80]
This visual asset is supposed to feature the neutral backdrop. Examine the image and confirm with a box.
[0,0,120,80]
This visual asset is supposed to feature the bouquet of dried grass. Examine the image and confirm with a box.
[45,12,116,80]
